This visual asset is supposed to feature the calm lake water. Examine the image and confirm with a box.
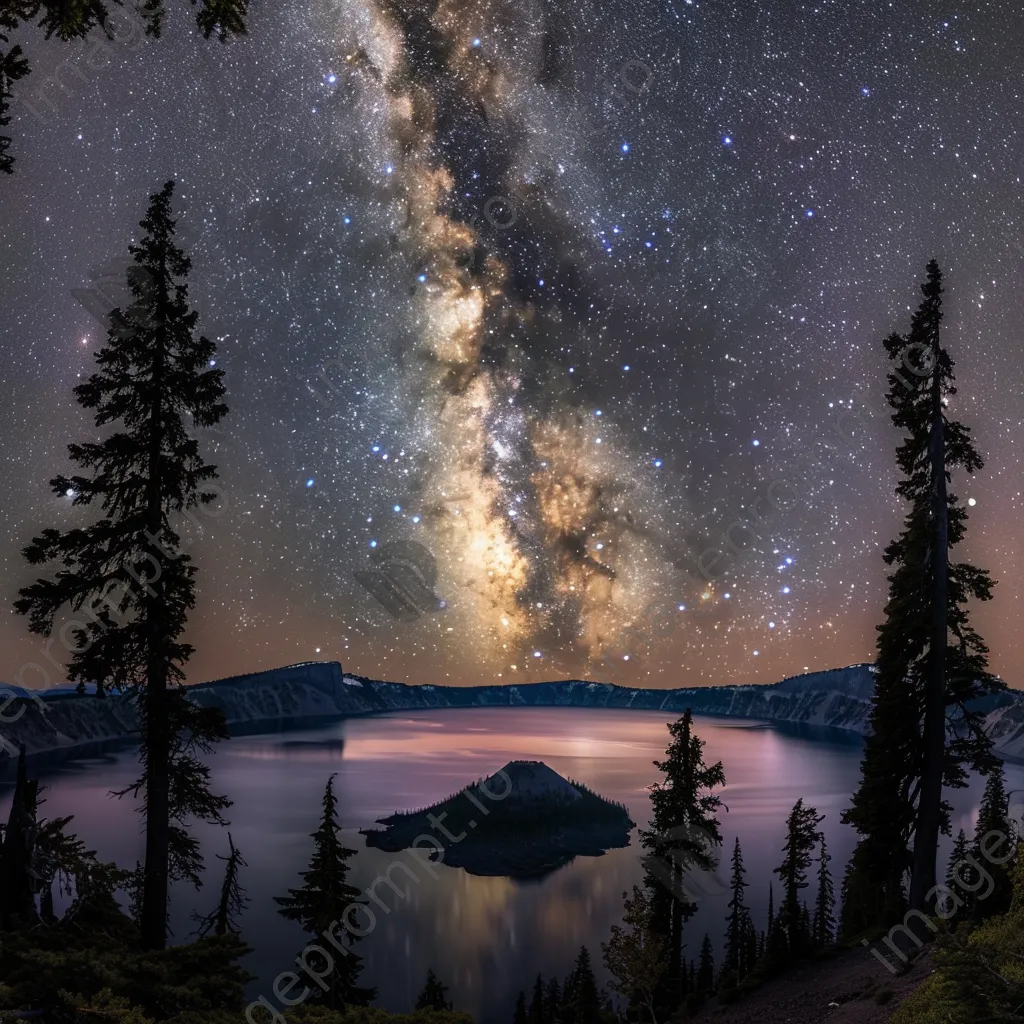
[5,708,1020,1023]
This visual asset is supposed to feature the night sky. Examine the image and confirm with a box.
[2,0,1022,689]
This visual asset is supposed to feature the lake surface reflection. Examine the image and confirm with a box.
[6,707,1018,1023]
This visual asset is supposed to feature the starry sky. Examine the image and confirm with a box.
[1,0,1022,690]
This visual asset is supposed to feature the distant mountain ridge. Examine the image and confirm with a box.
[2,661,1023,766]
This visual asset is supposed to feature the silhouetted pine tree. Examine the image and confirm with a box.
[544,977,562,1024]
[274,775,374,1009]
[639,709,725,1013]
[194,833,248,937]
[514,990,528,1024]
[416,969,453,1011]
[741,908,758,977]
[527,973,545,1024]
[945,828,974,924]
[696,933,715,996]
[775,800,823,958]
[812,833,835,948]
[14,181,231,949]
[0,29,28,175]
[766,882,774,939]
[0,748,40,929]
[842,261,1001,928]
[724,836,750,976]
[563,946,600,1024]
[970,766,1015,918]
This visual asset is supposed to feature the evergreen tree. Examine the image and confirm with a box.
[766,881,775,938]
[812,833,835,948]
[194,833,248,937]
[563,946,600,1024]
[970,766,1015,918]
[740,907,758,978]
[0,28,29,175]
[774,799,823,957]
[527,973,545,1024]
[274,774,374,1009]
[723,836,749,976]
[416,968,453,1011]
[602,885,666,1024]
[544,977,562,1024]
[514,990,528,1024]
[0,748,40,929]
[14,180,231,949]
[842,261,1001,927]
[696,933,715,996]
[889,850,1024,1023]
[944,828,974,923]
[639,709,725,1013]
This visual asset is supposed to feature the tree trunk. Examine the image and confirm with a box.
[910,330,948,913]
[140,255,170,951]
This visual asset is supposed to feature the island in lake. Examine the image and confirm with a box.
[361,759,635,880]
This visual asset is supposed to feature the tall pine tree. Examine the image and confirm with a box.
[944,828,973,923]
[842,260,1001,928]
[970,766,1015,918]
[274,775,374,1009]
[14,181,230,949]
[513,991,528,1024]
[527,974,545,1024]
[562,946,600,1024]
[774,799,823,958]
[695,934,715,997]
[723,837,750,977]
[639,709,725,1013]
[544,977,562,1024]
[812,833,835,948]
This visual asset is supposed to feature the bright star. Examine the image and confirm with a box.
[306,478,315,488]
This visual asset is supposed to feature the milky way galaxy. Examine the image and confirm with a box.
[2,0,1024,687]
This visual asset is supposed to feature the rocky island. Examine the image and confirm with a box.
[361,759,635,880]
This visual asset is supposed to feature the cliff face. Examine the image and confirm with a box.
[1,661,1020,765]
